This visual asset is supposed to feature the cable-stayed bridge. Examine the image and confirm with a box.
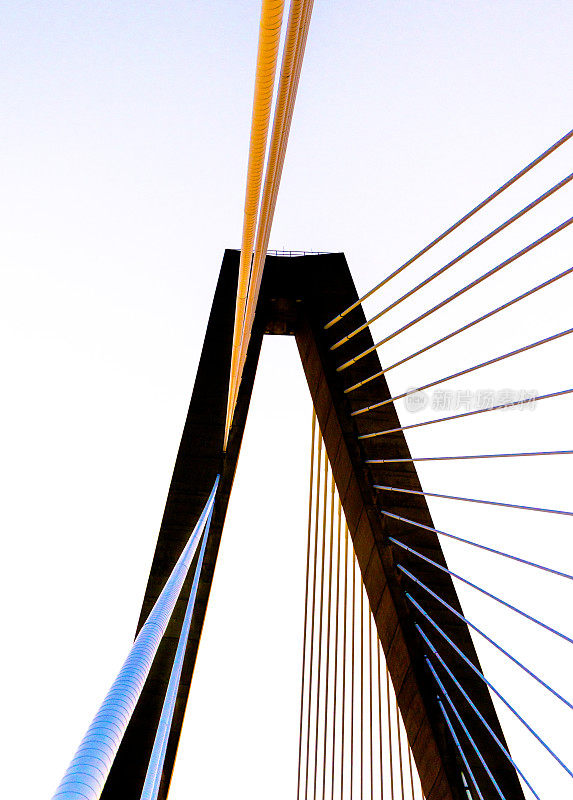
[48,3,573,800]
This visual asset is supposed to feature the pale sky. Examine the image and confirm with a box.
[1,2,572,798]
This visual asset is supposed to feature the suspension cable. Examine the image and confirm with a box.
[331,172,573,351]
[324,127,573,330]
[298,431,449,799]
[386,666,396,800]
[408,600,573,781]
[438,700,485,800]
[304,431,323,797]
[428,659,507,800]
[366,449,573,463]
[140,490,216,800]
[395,691,405,799]
[341,522,349,797]
[376,641,385,798]
[354,326,573,416]
[297,412,316,800]
[226,0,285,445]
[358,387,573,439]
[402,569,573,710]
[391,538,573,644]
[235,0,315,407]
[407,745,415,800]
[345,264,573,393]
[313,447,329,800]
[369,611,374,800]
[351,551,356,800]
[416,625,539,800]
[331,498,343,799]
[321,473,336,800]
[379,508,573,581]
[360,573,364,800]
[51,478,220,800]
[376,484,573,517]
[360,576,364,800]
[337,216,573,373]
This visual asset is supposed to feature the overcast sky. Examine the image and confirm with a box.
[2,2,572,798]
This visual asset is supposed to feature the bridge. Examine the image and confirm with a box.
[27,3,571,800]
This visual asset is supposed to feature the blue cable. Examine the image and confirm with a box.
[399,564,573,711]
[405,593,573,780]
[140,497,216,800]
[438,699,485,800]
[416,624,539,799]
[426,657,506,799]
[391,537,573,645]
[378,508,573,581]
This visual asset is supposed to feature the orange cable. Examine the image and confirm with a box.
[395,695,405,799]
[324,127,573,330]
[387,666,395,800]
[330,497,343,798]
[304,430,323,797]
[225,0,285,445]
[297,410,316,800]
[377,642,384,798]
[340,522,349,797]
[320,473,336,800]
[312,447,329,800]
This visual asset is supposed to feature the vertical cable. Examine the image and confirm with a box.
[395,696,405,798]
[376,636,384,798]
[321,474,336,800]
[313,449,329,800]
[377,642,385,798]
[331,498,343,799]
[341,523,349,797]
[297,412,316,800]
[304,431,323,798]
[351,552,356,800]
[368,609,374,800]
[387,666,395,800]
[369,611,374,800]
[407,746,416,800]
[360,578,364,800]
